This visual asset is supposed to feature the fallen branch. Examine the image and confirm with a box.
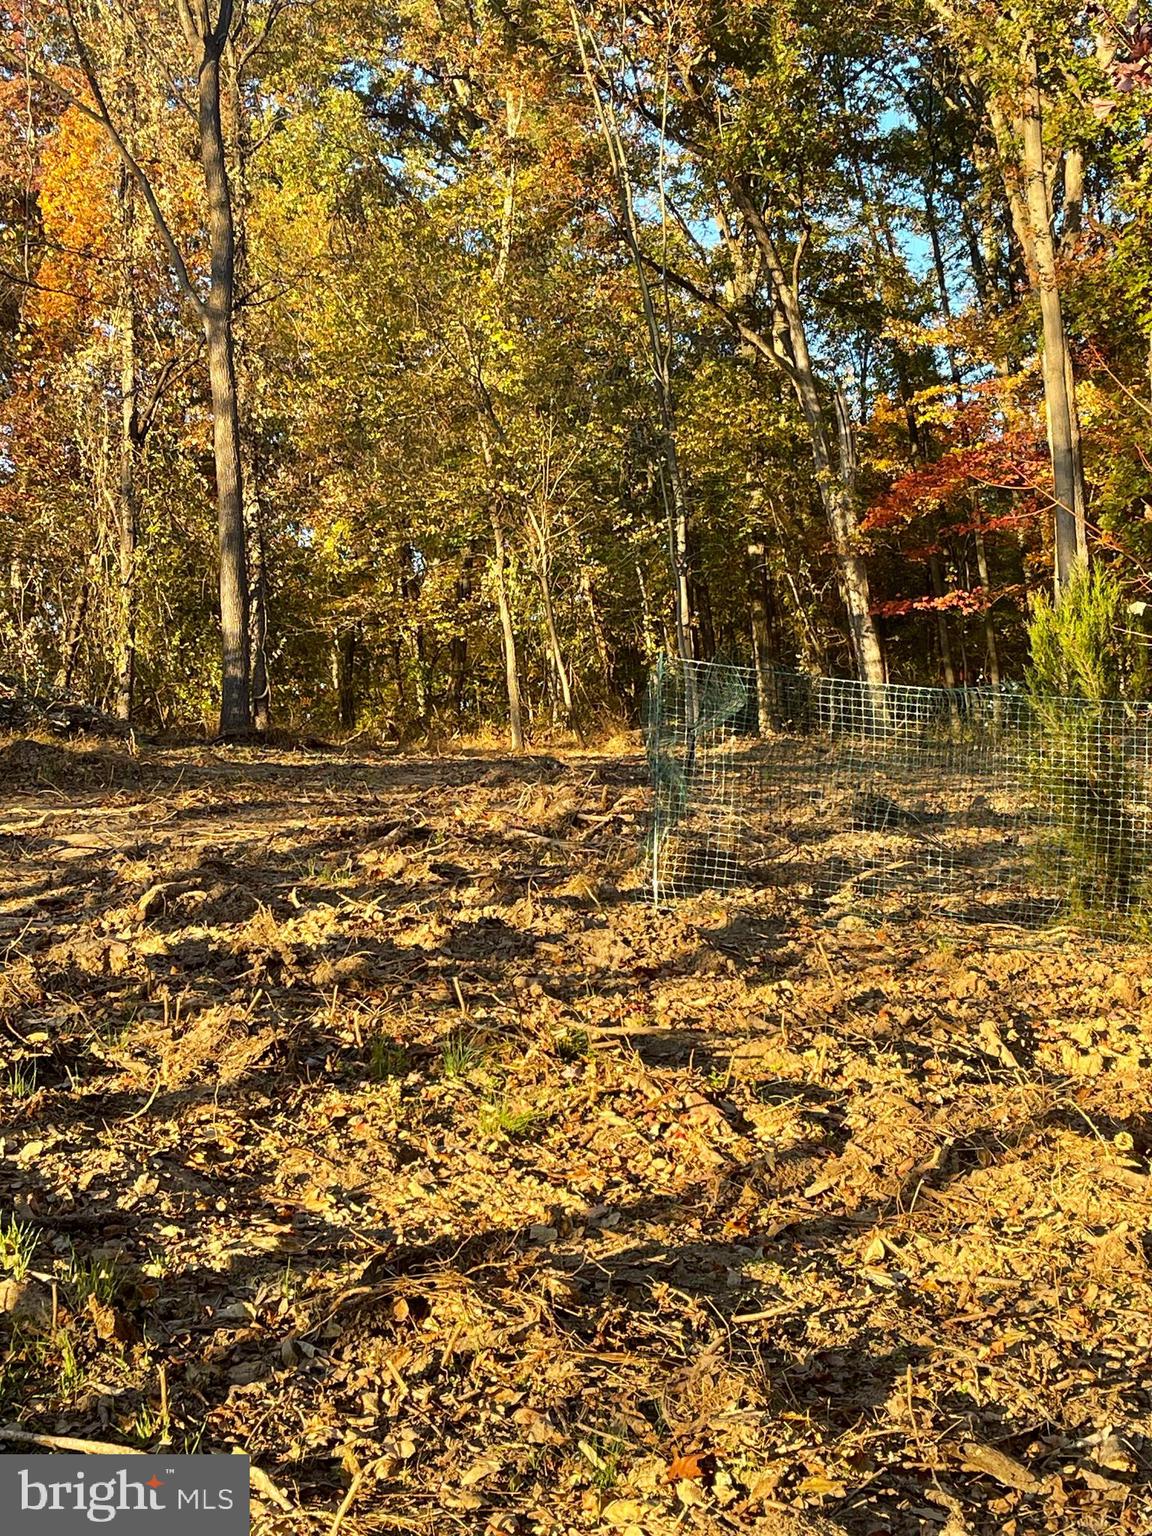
[0,1425,296,1512]
[0,1427,143,1455]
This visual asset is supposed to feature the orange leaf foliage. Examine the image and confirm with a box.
[665,1449,715,1483]
[32,103,118,329]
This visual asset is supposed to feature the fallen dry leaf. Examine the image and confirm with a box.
[664,1449,714,1483]
[600,1497,646,1527]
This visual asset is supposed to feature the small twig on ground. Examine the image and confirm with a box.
[813,935,837,985]
[328,1469,366,1536]
[123,1074,164,1122]
[905,1366,926,1465]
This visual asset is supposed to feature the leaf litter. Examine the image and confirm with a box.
[0,738,1150,1534]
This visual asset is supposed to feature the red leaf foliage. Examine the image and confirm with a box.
[871,583,1027,619]
[863,421,1048,534]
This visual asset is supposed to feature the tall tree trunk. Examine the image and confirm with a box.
[54,0,256,730]
[238,306,270,734]
[635,561,658,659]
[924,185,955,330]
[661,455,694,667]
[865,157,957,701]
[1061,147,1084,251]
[111,15,139,726]
[412,629,430,722]
[986,44,1086,591]
[228,41,270,733]
[767,498,827,673]
[689,546,716,661]
[747,535,778,733]
[190,13,250,733]
[114,185,138,724]
[492,514,524,752]
[8,560,26,685]
[831,388,885,687]
[204,314,249,732]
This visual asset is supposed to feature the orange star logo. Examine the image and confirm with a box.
[146,1477,164,1489]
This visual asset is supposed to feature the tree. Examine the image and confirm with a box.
[926,0,1109,592]
[567,0,890,686]
[8,0,259,731]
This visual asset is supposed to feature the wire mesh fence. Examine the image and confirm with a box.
[644,656,1152,933]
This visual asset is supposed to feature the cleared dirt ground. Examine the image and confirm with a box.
[1,736,1150,1536]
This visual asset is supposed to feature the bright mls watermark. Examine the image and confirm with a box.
[1,1455,249,1533]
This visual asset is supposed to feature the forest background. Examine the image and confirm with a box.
[3,0,1152,742]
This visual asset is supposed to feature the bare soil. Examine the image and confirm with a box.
[1,737,1150,1536]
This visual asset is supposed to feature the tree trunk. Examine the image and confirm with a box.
[526,507,575,725]
[540,570,574,724]
[193,22,250,734]
[111,19,139,725]
[580,564,613,692]
[1062,340,1089,568]
[972,504,1002,689]
[59,0,258,731]
[635,562,658,659]
[204,313,250,733]
[245,473,270,731]
[238,293,270,731]
[992,43,1086,592]
[797,372,883,686]
[8,560,25,684]
[926,174,1006,691]
[689,548,716,661]
[747,536,778,733]
[759,496,820,673]
[114,212,138,724]
[332,628,357,729]
[838,545,885,686]
[229,47,270,734]
[492,514,524,752]
[412,630,430,722]
[662,454,695,666]
[1061,147,1084,251]
[450,545,475,717]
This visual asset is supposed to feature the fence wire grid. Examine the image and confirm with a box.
[644,656,1152,933]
